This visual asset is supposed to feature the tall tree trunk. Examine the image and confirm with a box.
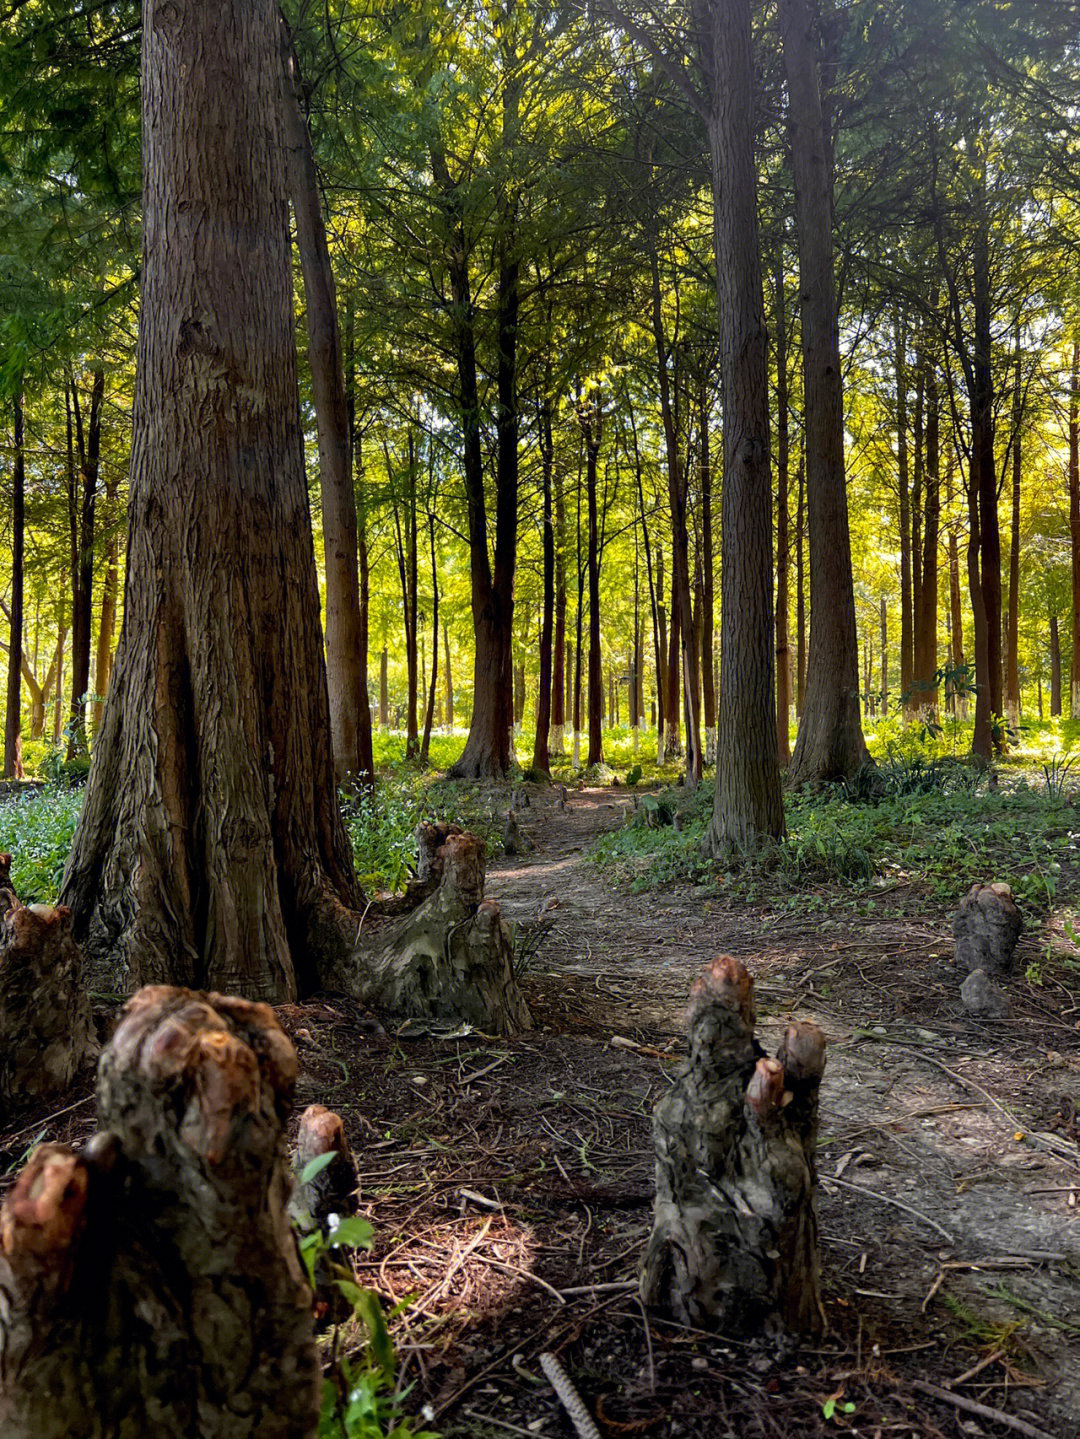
[775,261,792,765]
[969,168,1001,758]
[781,0,870,785]
[345,311,375,782]
[880,598,888,713]
[896,309,913,710]
[582,398,604,768]
[379,647,389,727]
[1069,341,1080,717]
[282,28,370,784]
[1005,331,1023,726]
[911,360,924,706]
[795,456,806,714]
[700,386,716,762]
[914,354,940,711]
[92,475,121,735]
[420,514,439,764]
[649,250,701,784]
[551,447,567,754]
[443,624,453,730]
[68,364,104,758]
[697,0,784,851]
[1050,614,1062,716]
[4,391,25,780]
[61,0,359,1000]
[532,398,555,775]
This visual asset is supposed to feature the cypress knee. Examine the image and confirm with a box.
[641,956,825,1335]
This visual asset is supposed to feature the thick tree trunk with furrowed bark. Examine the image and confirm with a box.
[60,0,360,1002]
[641,956,825,1335]
[780,0,870,786]
[696,0,784,852]
[0,986,320,1438]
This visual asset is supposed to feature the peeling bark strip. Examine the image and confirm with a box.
[342,832,532,1036]
[641,956,825,1335]
[0,987,319,1438]
[61,0,359,1001]
[0,896,98,1111]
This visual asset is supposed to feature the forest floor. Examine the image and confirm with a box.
[4,783,1080,1437]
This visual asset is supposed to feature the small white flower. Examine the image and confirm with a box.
[327,1212,341,1233]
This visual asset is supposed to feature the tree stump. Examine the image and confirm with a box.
[415,821,464,889]
[353,833,531,1034]
[953,882,1022,977]
[290,1103,361,1326]
[0,899,97,1109]
[0,987,320,1439]
[641,956,826,1336]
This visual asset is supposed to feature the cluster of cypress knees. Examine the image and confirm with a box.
[0,832,827,1436]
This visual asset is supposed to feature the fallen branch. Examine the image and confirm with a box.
[910,1378,1059,1439]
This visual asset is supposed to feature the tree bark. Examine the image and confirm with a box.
[780,0,870,786]
[581,396,604,768]
[1050,614,1062,716]
[60,0,359,1001]
[896,309,913,710]
[795,456,806,714]
[775,261,792,766]
[92,473,121,735]
[282,27,370,786]
[698,0,784,850]
[4,391,25,781]
[1069,341,1080,718]
[700,385,716,762]
[532,398,556,776]
[551,455,567,755]
[914,354,940,712]
[443,623,453,730]
[419,513,439,765]
[0,898,98,1111]
[1005,332,1023,726]
[641,956,824,1335]
[0,986,320,1437]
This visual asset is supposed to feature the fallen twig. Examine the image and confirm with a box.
[821,1175,956,1244]
[910,1378,1059,1439]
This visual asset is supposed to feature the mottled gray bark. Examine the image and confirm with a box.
[642,956,825,1335]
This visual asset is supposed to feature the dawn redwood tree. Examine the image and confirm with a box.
[282,23,373,785]
[4,390,25,781]
[62,0,359,1001]
[780,0,870,786]
[67,363,104,758]
[695,0,784,852]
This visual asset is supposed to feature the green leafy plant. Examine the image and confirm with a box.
[294,1156,438,1439]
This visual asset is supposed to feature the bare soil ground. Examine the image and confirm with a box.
[3,784,1079,1438]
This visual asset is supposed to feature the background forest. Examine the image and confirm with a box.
[3,0,1080,816]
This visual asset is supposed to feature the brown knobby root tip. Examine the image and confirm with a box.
[181,1030,260,1165]
[776,1021,827,1085]
[745,1057,786,1121]
[296,1104,346,1162]
[688,954,756,1030]
[1,1145,89,1259]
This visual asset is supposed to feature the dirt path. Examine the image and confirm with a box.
[481,786,1080,1437]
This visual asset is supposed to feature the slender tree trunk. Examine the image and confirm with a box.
[911,361,924,704]
[1069,341,1080,717]
[92,476,121,734]
[969,175,1001,758]
[896,309,913,710]
[4,391,25,779]
[379,647,389,727]
[1051,614,1062,716]
[420,514,439,764]
[532,399,555,775]
[68,365,104,758]
[1005,332,1023,726]
[697,0,784,851]
[61,0,359,1000]
[775,261,792,765]
[443,624,453,730]
[551,458,567,755]
[914,355,940,711]
[781,0,869,785]
[880,598,888,713]
[282,28,370,783]
[700,390,716,763]
[345,312,374,781]
[795,456,806,713]
[582,400,604,768]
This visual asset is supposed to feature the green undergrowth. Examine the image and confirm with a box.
[590,760,1080,917]
[0,786,83,902]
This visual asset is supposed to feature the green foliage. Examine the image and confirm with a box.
[294,1192,437,1439]
[0,785,82,902]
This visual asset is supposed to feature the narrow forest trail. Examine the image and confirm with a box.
[481,785,1080,1436]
